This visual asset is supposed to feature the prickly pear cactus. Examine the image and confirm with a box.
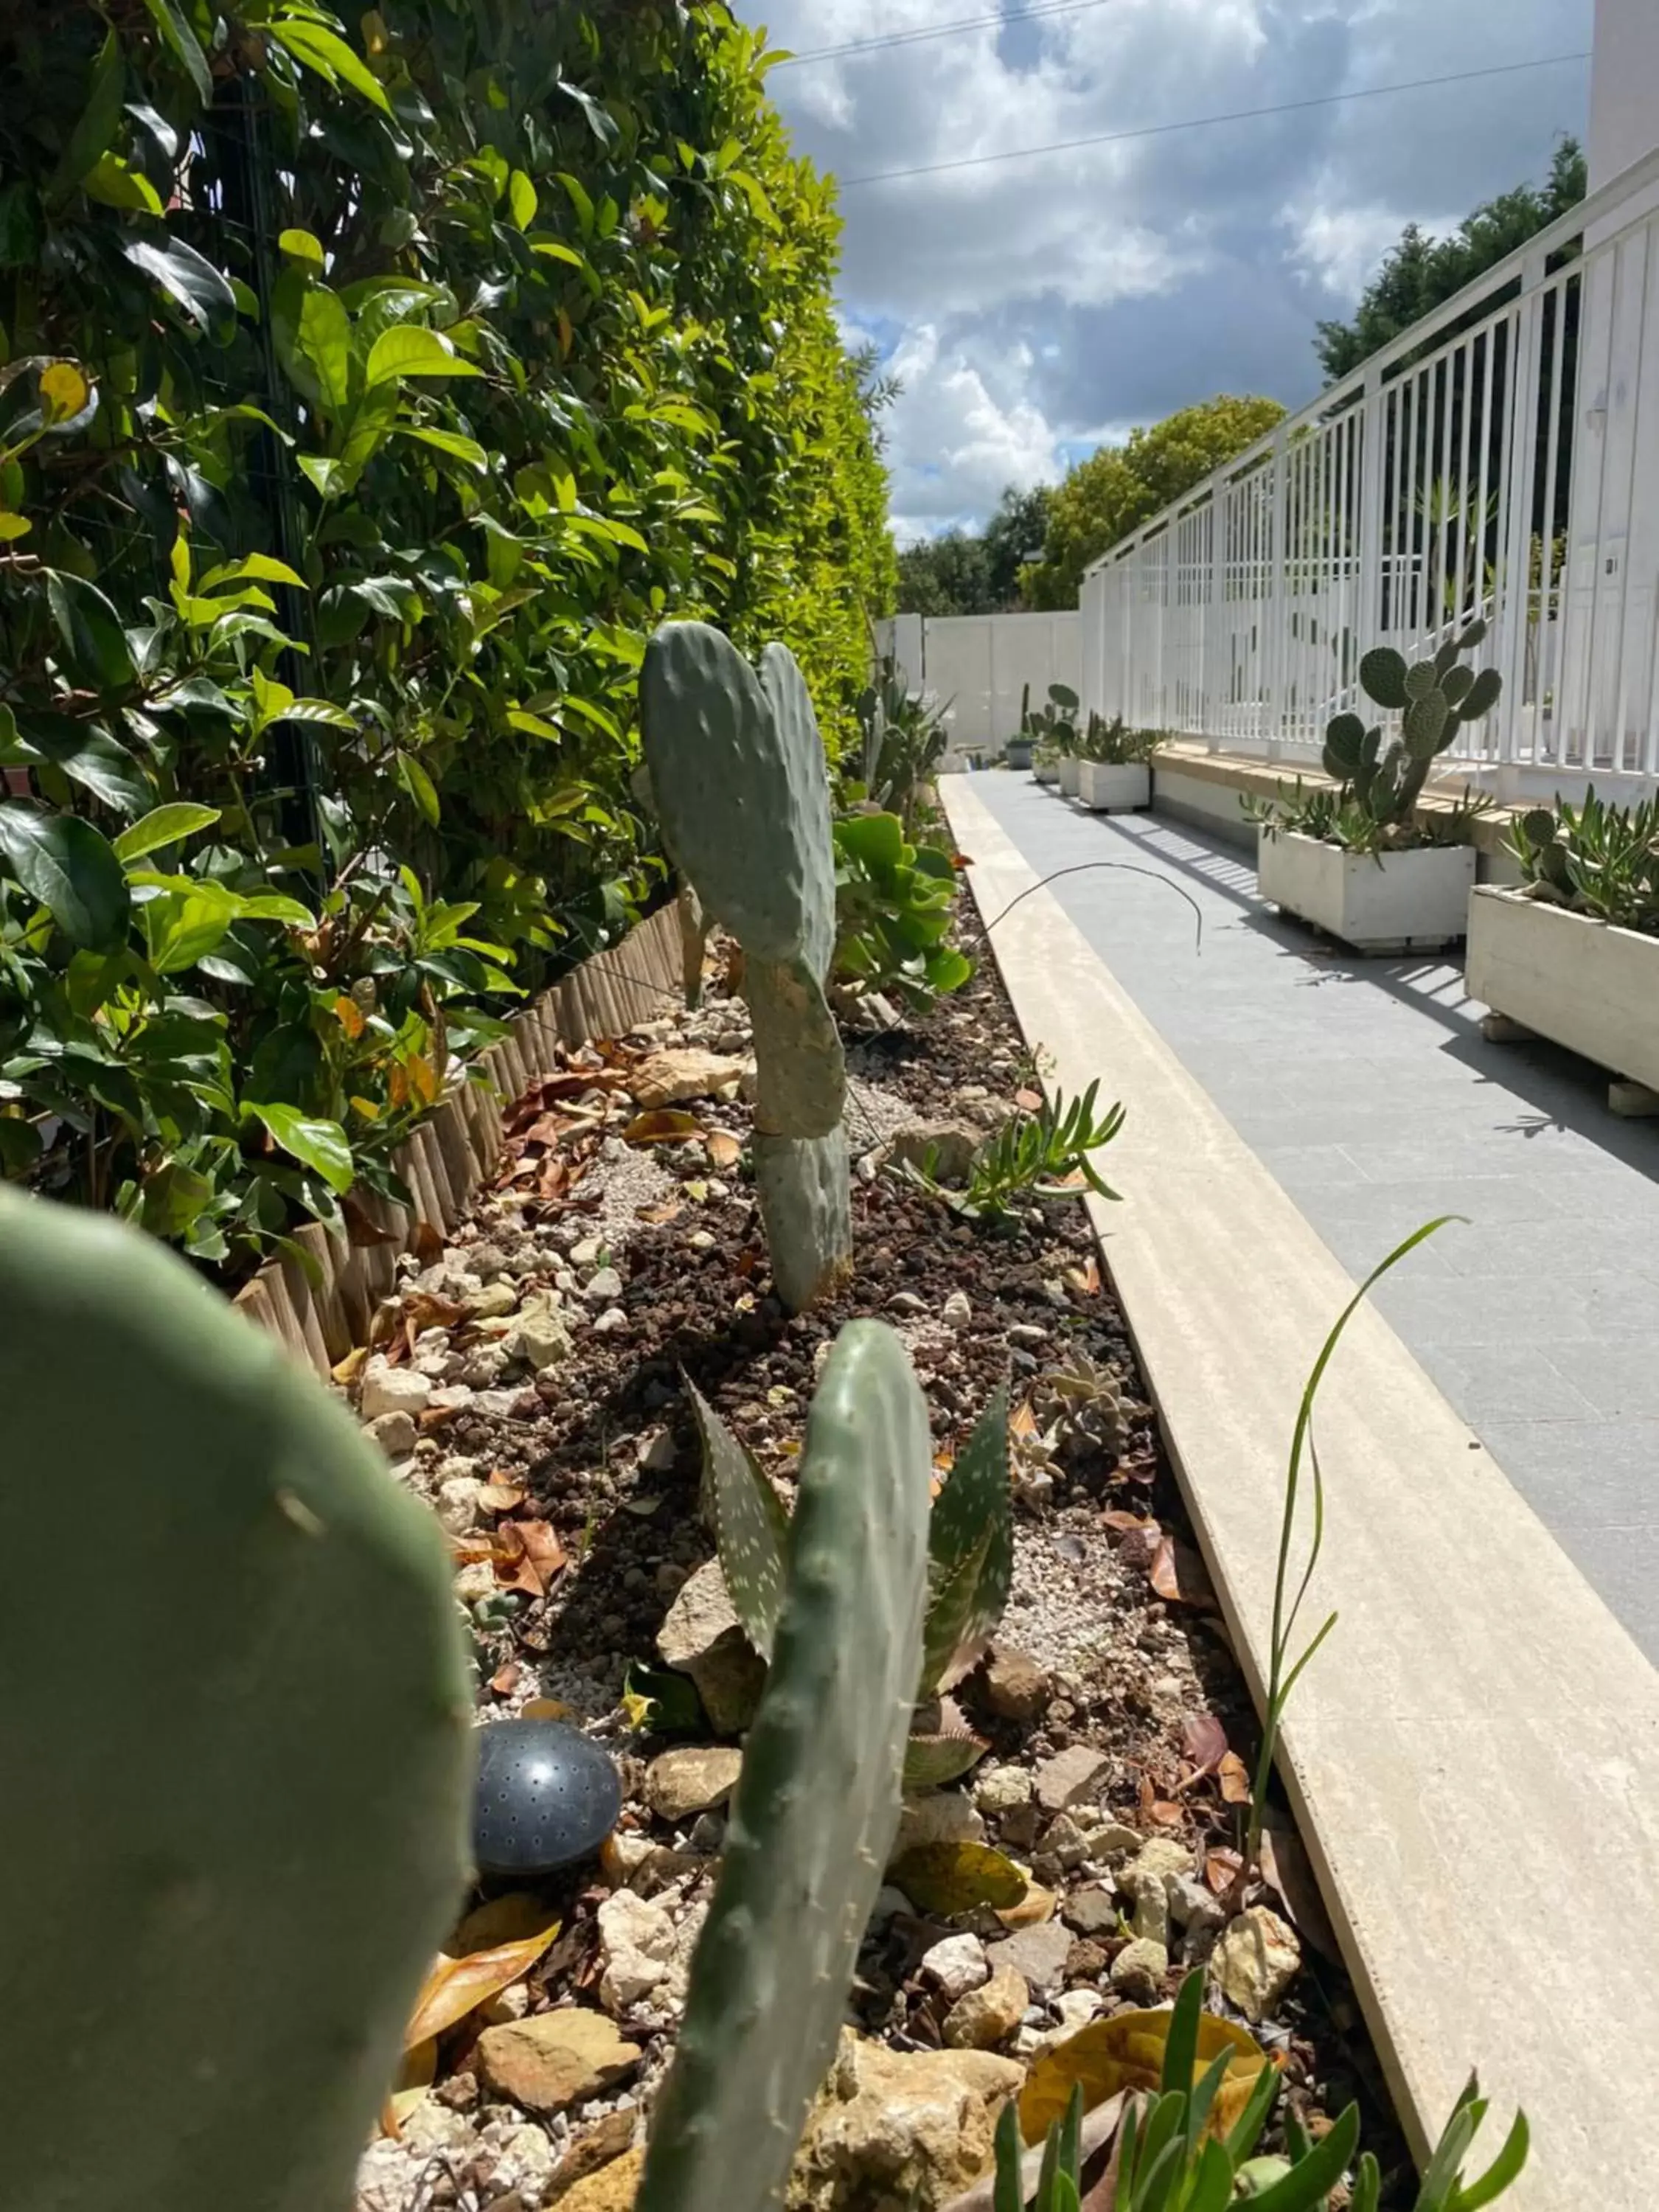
[0,1189,473,2212]
[1321,620,1501,835]
[639,620,850,1310]
[636,1321,931,2212]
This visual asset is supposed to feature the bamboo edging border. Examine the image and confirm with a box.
[232,902,684,1376]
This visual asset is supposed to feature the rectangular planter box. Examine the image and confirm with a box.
[1005,741,1034,769]
[1033,762,1060,785]
[1256,831,1477,953]
[1466,887,1659,1092]
[1078,761,1151,813]
[1057,759,1082,798]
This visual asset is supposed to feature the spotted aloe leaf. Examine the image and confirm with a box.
[691,1381,789,1661]
[925,1388,1012,1688]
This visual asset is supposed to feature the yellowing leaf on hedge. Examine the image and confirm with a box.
[39,361,90,422]
[333,992,366,1039]
[889,1841,1029,1916]
[403,1919,560,2049]
[1019,2004,1276,2146]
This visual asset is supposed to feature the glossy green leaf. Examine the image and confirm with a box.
[0,805,129,950]
[46,574,134,692]
[82,153,163,215]
[508,170,537,229]
[113,803,222,862]
[55,28,125,191]
[243,1101,355,1194]
[397,425,487,470]
[139,0,212,103]
[365,324,483,383]
[269,18,392,114]
[122,235,237,343]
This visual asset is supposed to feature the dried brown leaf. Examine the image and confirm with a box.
[705,1129,742,1169]
[403,1920,561,2050]
[1180,1713,1229,1781]
[1148,1535,1217,1611]
[476,1481,526,1514]
[488,1661,523,1697]
[622,1108,705,1146]
[1217,1752,1252,1806]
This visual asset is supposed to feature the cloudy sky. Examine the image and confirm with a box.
[729,0,1594,542]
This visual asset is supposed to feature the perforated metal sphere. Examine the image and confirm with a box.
[471,1719,622,1877]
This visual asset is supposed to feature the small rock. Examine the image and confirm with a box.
[1051,1988,1103,2034]
[454,1561,496,1604]
[496,2121,558,2197]
[585,1265,625,1303]
[364,1410,417,1458]
[436,1475,481,1534]
[687,1229,717,1252]
[1209,1906,1300,2023]
[657,1559,768,1736]
[921,1933,989,2004]
[597,1891,677,2014]
[1110,1938,1169,2004]
[593,1307,629,1335]
[360,1360,432,1422]
[1039,1813,1094,1870]
[1086,1821,1144,1860]
[555,2146,645,2212]
[942,1964,1028,2051]
[640,1430,678,1473]
[1127,1871,1170,1947]
[1169,1875,1226,1935]
[887,1290,929,1316]
[644,1746,742,1824]
[569,1235,604,1268]
[1006,1323,1048,1349]
[978,1644,1051,1722]
[630,1047,745,1109]
[474,2008,641,2115]
[1065,1938,1107,1982]
[1126,1837,1194,1884]
[468,1280,521,1320]
[1060,1886,1120,1938]
[884,1119,984,1183]
[509,1290,573,1371]
[714,1029,747,1054]
[791,2032,1023,2212]
[941,1290,973,1329]
[987,1919,1072,1994]
[973,1766,1032,1816]
[893,1791,986,1860]
[1034,1745,1110,1815]
[687,1811,726,1854]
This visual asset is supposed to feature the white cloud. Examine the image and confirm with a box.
[736,0,1594,530]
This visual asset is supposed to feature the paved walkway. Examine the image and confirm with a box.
[961,771,1659,1662]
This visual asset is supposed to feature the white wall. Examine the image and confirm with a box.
[1590,0,1659,194]
[911,611,1080,750]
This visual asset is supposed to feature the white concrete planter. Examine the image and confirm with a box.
[1078,761,1151,813]
[1057,759,1082,798]
[1256,831,1478,953]
[1033,761,1060,785]
[1466,888,1659,1093]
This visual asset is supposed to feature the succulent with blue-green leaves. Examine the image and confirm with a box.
[1321,622,1502,841]
[639,620,849,1312]
[693,1375,1011,1787]
[636,1321,931,2212]
[0,1187,472,2212]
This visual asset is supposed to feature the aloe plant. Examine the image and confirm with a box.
[897,1080,1127,1221]
[636,1321,931,2212]
[692,1380,1012,1784]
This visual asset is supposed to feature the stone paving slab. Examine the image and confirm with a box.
[940,773,1659,2212]
[958,771,1659,1658]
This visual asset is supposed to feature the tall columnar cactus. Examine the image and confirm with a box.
[640,620,850,1310]
[1321,621,1503,838]
[0,1189,473,2212]
[637,1321,931,2212]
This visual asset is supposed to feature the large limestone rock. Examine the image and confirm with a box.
[473,2007,641,2115]
[788,2031,1023,2211]
[656,1559,768,1736]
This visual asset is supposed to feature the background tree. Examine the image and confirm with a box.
[1023,394,1285,609]
[892,484,1050,615]
[1315,139,1586,380]
[982,483,1051,606]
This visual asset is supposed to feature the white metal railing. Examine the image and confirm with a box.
[1082,145,1659,799]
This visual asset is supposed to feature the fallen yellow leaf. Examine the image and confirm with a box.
[889,1840,1029,1916]
[622,1108,704,1146]
[403,1919,561,2049]
[381,2037,437,2135]
[1019,2006,1276,2146]
[995,1879,1057,1930]
[451,1891,560,1955]
[706,1130,742,1169]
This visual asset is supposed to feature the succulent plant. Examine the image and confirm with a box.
[1033,1349,1131,1458]
[1320,622,1502,840]
[692,1379,1012,1779]
[1509,788,1659,934]
[1021,679,1082,756]
[636,1321,931,2212]
[639,620,851,1311]
[0,1187,472,2212]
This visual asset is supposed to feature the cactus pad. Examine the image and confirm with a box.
[0,1189,472,2212]
[636,1321,931,2212]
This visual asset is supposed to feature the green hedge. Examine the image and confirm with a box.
[0,0,893,1270]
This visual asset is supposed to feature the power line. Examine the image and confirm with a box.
[770,0,1116,70]
[838,52,1591,187]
